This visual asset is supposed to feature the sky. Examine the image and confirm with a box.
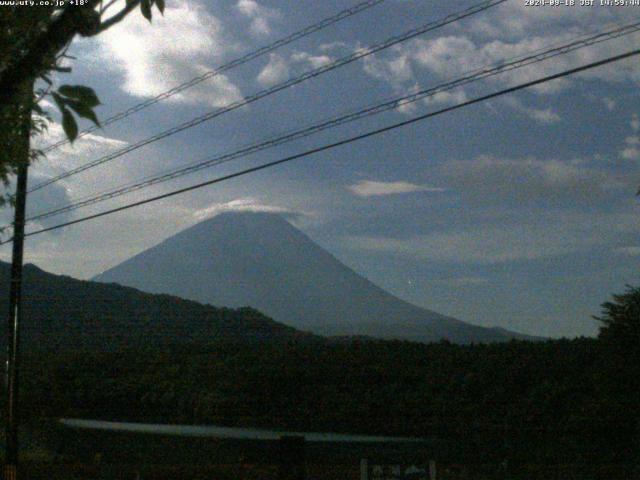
[2,0,640,338]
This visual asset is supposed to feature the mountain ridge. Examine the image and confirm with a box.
[95,211,531,343]
[0,260,313,351]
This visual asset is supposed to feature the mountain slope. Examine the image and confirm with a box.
[0,261,310,351]
[95,212,526,343]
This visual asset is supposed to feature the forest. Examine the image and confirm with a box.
[0,263,638,478]
[15,332,640,478]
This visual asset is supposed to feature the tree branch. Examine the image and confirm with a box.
[0,2,102,108]
[93,0,142,35]
[100,0,121,15]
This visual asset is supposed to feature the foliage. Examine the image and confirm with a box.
[13,337,640,479]
[594,284,640,349]
[0,0,164,202]
[0,265,638,477]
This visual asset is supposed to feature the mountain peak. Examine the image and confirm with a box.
[203,210,295,227]
[207,210,285,220]
[95,213,528,344]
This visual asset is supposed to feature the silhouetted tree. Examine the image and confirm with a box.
[0,0,164,204]
[594,285,640,349]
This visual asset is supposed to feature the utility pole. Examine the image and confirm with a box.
[4,161,28,480]
[4,80,32,480]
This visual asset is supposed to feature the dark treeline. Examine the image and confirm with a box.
[1,263,639,477]
[15,335,640,478]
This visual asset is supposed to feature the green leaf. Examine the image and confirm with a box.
[155,0,165,14]
[52,65,72,73]
[61,108,78,143]
[32,103,45,115]
[141,0,152,21]
[58,85,100,108]
[65,99,101,127]
[51,92,65,111]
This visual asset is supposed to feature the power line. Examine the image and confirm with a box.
[24,20,640,223]
[29,0,507,193]
[4,46,638,245]
[40,0,387,153]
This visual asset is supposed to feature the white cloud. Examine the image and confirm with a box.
[362,49,421,114]
[422,89,467,107]
[347,180,444,197]
[193,197,296,219]
[603,97,616,111]
[466,0,617,40]
[620,117,640,160]
[94,0,243,107]
[255,50,333,87]
[363,50,414,87]
[0,169,74,231]
[504,97,560,124]
[410,35,573,94]
[439,155,622,206]
[621,139,640,161]
[290,52,333,69]
[319,41,348,52]
[528,108,561,124]
[257,53,290,86]
[615,246,640,256]
[346,213,640,264]
[368,25,640,101]
[26,120,147,225]
[32,121,128,176]
[410,36,477,77]
[236,0,280,37]
[38,98,55,110]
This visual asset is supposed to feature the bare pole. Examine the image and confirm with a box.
[4,162,28,480]
[4,80,32,480]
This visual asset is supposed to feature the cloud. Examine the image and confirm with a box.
[422,89,467,107]
[410,35,574,94]
[621,136,640,161]
[290,52,333,69]
[256,50,333,87]
[236,0,280,37]
[94,0,243,107]
[25,120,143,224]
[527,108,561,125]
[192,197,298,219]
[257,53,290,86]
[439,155,621,206]
[1,119,135,233]
[0,168,75,231]
[603,97,616,111]
[410,36,477,77]
[614,246,640,256]
[345,212,640,264]
[504,97,561,124]
[620,116,640,160]
[31,121,128,177]
[319,41,348,52]
[347,180,444,197]
[367,24,640,101]
[363,50,414,86]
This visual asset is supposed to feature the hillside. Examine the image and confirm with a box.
[0,261,310,351]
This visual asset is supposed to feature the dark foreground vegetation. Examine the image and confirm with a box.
[0,263,638,478]
[10,333,639,479]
